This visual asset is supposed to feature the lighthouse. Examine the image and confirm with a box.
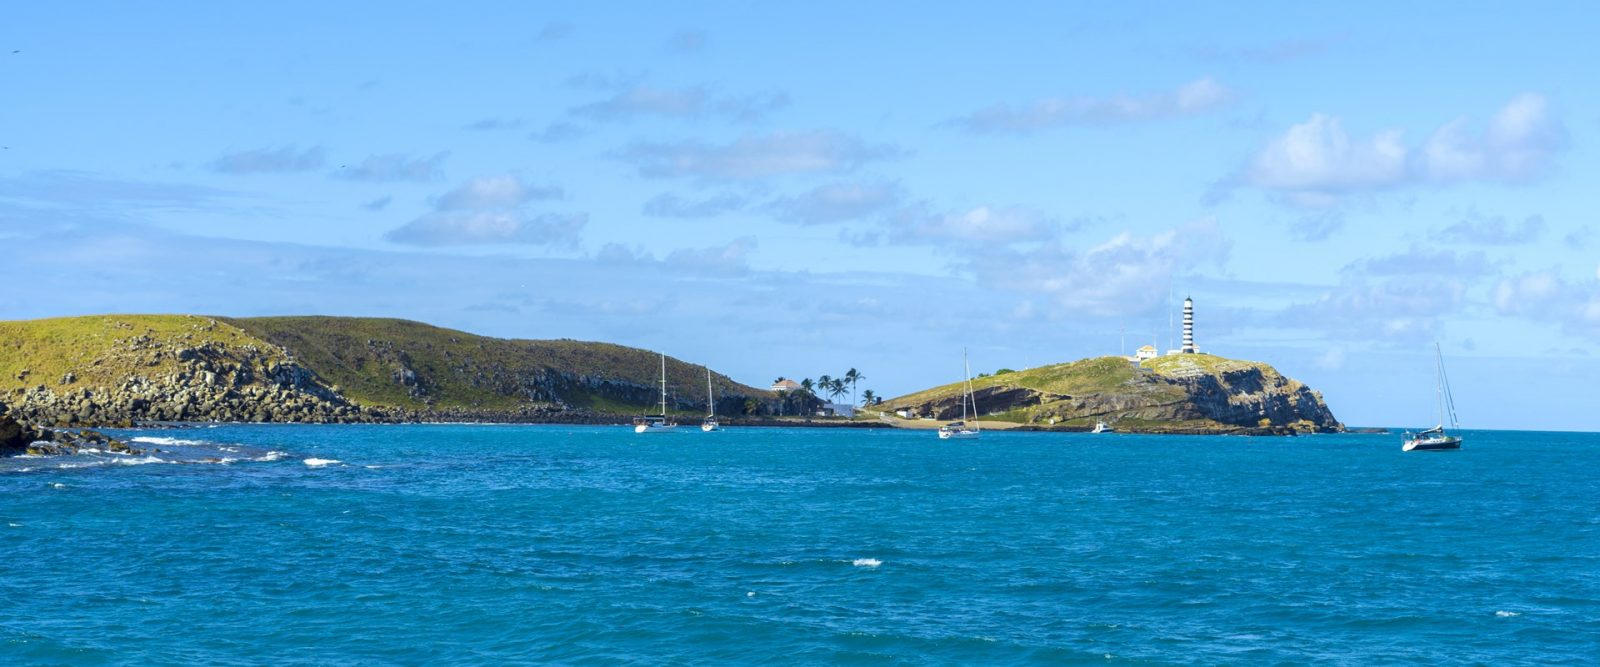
[1181,296,1198,354]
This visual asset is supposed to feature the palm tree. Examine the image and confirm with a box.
[800,378,815,396]
[844,368,863,406]
[816,375,832,398]
[827,378,846,402]
[860,389,877,406]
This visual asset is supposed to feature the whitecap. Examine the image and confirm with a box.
[303,458,342,467]
[115,456,167,466]
[256,451,288,462]
[49,482,67,489]
[7,523,19,528]
[852,558,882,568]
[1495,610,1520,617]
[130,436,206,446]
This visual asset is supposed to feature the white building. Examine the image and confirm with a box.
[769,378,802,393]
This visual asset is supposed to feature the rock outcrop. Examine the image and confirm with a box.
[1,402,141,457]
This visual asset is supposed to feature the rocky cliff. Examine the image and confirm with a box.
[880,354,1341,435]
[0,315,772,427]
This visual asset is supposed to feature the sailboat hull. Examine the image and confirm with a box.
[938,429,979,439]
[1403,435,1461,451]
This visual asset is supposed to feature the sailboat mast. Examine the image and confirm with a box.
[706,368,714,418]
[659,354,667,416]
[962,348,972,423]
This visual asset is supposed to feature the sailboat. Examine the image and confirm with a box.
[633,354,678,433]
[938,349,981,440]
[701,368,720,432]
[1402,343,1461,451]
[1091,420,1114,434]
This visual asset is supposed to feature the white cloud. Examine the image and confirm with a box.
[950,77,1233,133]
[1246,114,1408,192]
[764,181,903,225]
[1241,93,1566,203]
[386,175,582,247]
[437,175,562,210]
[1492,270,1600,334]
[615,130,902,181]
[966,219,1230,315]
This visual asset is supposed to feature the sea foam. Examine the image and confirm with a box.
[303,458,342,467]
[852,558,883,568]
[131,436,207,446]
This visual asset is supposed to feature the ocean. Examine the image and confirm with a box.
[3,425,1597,663]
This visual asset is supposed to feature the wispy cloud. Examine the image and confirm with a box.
[339,152,449,182]
[764,181,903,225]
[641,192,746,218]
[386,211,585,247]
[1189,36,1342,64]
[949,77,1232,134]
[666,29,707,54]
[570,85,789,123]
[1431,212,1545,245]
[463,117,524,131]
[528,122,586,143]
[211,145,326,174]
[615,130,903,181]
[537,21,573,42]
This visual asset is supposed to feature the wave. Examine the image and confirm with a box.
[256,451,289,462]
[303,458,342,467]
[130,436,207,446]
[1495,610,1520,617]
[852,558,883,568]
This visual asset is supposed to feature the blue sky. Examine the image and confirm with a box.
[3,2,1598,429]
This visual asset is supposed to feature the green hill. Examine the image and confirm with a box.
[876,353,1340,434]
[0,314,769,425]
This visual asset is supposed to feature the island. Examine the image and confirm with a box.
[870,354,1342,435]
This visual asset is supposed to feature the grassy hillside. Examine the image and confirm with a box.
[222,316,766,413]
[0,314,287,394]
[0,314,769,423]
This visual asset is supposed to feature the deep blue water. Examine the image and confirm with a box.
[3,425,1597,664]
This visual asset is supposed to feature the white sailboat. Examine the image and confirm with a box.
[1091,420,1114,434]
[701,368,720,432]
[1403,342,1461,451]
[633,354,678,433]
[938,349,981,440]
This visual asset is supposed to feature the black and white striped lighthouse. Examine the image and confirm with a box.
[1181,296,1197,354]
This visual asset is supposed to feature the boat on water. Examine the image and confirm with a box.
[701,368,720,432]
[1403,343,1461,451]
[1091,420,1114,434]
[938,349,980,440]
[633,354,678,434]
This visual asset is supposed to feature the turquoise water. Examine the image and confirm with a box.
[3,425,1597,663]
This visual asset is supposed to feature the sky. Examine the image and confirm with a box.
[2,2,1598,430]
